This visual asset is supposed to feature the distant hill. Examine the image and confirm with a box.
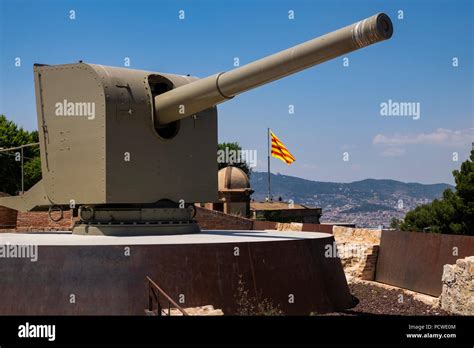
[250,172,453,227]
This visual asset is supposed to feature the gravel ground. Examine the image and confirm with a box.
[322,281,451,316]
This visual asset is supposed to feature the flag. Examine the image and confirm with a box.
[271,131,295,165]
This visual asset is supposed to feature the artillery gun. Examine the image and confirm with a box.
[0,13,393,235]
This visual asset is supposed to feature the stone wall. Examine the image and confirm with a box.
[440,256,474,315]
[331,226,381,281]
[275,222,304,231]
[337,243,379,281]
[274,224,381,281]
[332,226,382,245]
[274,222,334,234]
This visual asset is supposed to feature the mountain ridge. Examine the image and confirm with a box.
[249,172,453,227]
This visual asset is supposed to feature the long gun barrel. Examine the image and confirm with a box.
[154,12,393,125]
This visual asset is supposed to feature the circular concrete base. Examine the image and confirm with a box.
[0,230,353,315]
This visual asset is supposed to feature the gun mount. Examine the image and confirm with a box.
[0,13,393,235]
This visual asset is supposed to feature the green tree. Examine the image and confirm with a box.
[217,142,251,177]
[452,150,474,232]
[23,156,42,190]
[0,115,41,195]
[400,149,474,235]
[390,217,401,229]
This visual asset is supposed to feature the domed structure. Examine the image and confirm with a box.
[218,166,250,191]
[215,166,254,217]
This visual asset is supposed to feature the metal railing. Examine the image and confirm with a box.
[146,276,188,316]
[0,142,40,194]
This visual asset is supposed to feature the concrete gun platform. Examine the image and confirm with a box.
[0,230,353,315]
[0,229,333,245]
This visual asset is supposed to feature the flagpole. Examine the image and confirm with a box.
[267,127,271,201]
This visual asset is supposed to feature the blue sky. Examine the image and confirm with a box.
[0,0,472,184]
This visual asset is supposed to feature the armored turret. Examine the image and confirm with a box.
[0,13,393,235]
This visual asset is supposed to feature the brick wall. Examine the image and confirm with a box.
[0,205,339,234]
[195,207,253,230]
[15,210,75,232]
[0,207,17,229]
[0,193,18,230]
[1,207,255,232]
[252,220,277,230]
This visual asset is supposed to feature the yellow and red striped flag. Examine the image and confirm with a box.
[271,131,295,165]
